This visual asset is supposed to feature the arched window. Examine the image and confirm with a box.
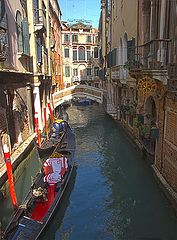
[16,11,23,52]
[0,0,7,29]
[79,46,85,61]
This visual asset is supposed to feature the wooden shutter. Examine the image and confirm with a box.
[22,17,30,55]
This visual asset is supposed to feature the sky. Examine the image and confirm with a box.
[58,0,101,28]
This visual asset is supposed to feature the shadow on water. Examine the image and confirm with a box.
[39,166,77,240]
[0,147,41,230]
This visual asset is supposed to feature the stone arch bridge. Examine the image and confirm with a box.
[52,84,103,108]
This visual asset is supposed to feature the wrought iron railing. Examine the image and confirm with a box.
[129,39,171,70]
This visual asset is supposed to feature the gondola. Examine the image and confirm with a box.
[37,120,69,158]
[3,126,76,240]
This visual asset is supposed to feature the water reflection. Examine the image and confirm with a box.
[40,167,77,240]
[56,104,177,240]
[0,148,41,229]
[1,104,177,240]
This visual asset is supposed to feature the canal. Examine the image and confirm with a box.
[1,104,177,239]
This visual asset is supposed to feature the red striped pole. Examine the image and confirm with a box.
[43,106,48,137]
[48,102,54,123]
[34,112,41,146]
[3,144,18,209]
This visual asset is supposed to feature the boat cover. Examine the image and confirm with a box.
[43,157,68,184]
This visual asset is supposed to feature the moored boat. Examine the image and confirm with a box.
[37,120,69,158]
[3,126,76,240]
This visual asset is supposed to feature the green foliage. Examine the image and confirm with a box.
[139,124,151,137]
[133,118,142,128]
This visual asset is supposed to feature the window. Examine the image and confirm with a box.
[73,68,78,76]
[0,0,7,29]
[64,34,70,42]
[22,17,30,55]
[64,48,69,58]
[111,48,117,66]
[127,38,135,65]
[16,11,23,52]
[94,47,98,58]
[94,67,99,76]
[65,66,70,77]
[73,50,77,60]
[87,68,91,76]
[86,35,92,43]
[94,36,98,44]
[87,51,91,60]
[72,34,78,42]
[79,46,85,60]
[36,35,42,64]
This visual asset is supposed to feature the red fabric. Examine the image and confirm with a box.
[44,165,53,175]
[31,185,55,221]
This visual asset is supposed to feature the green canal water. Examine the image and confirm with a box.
[1,104,177,239]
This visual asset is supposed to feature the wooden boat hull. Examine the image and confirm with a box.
[37,121,69,158]
[4,127,76,240]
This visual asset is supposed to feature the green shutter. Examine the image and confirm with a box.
[0,0,7,29]
[22,17,30,55]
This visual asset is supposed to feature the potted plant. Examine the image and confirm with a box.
[133,117,142,128]
[139,124,151,138]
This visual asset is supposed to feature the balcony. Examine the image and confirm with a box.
[0,30,8,61]
[34,9,46,33]
[129,39,171,84]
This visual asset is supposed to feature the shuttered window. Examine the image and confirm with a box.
[36,36,42,64]
[64,34,70,42]
[87,51,91,60]
[94,47,98,58]
[111,48,116,66]
[0,0,7,29]
[65,66,70,77]
[16,11,23,52]
[86,35,92,43]
[22,17,30,55]
[64,48,69,58]
[127,38,135,64]
[72,35,78,42]
[79,47,85,60]
[73,50,77,60]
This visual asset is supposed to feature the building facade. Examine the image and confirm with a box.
[0,0,33,164]
[99,0,177,210]
[27,0,63,131]
[0,0,63,164]
[61,20,100,88]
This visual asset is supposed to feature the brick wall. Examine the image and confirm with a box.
[162,141,177,191]
[162,104,177,192]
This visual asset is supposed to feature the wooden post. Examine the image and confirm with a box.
[34,112,41,146]
[43,106,48,137]
[3,144,18,209]
[48,102,54,123]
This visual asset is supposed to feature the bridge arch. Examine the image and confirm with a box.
[52,84,103,108]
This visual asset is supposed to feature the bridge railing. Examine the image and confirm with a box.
[52,84,103,107]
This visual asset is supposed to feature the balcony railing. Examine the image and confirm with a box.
[34,9,46,32]
[129,39,171,71]
[0,31,8,61]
